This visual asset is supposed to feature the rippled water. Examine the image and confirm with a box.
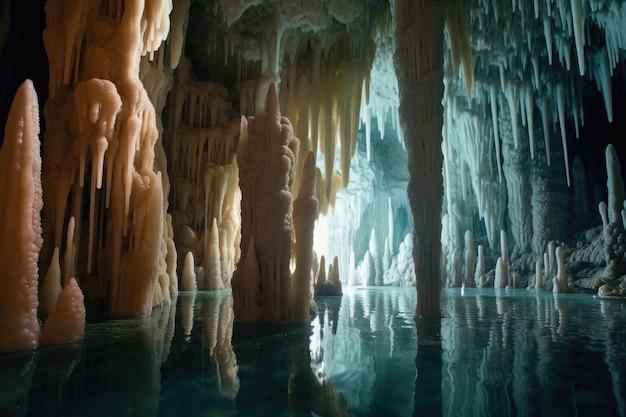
[1,287,625,416]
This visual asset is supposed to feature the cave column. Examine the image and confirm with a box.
[393,0,446,317]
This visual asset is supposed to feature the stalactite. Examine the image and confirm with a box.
[40,0,176,316]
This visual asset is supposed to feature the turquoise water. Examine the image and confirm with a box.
[1,287,625,416]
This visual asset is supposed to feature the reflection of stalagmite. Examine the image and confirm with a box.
[202,294,239,400]
[181,293,195,343]
[600,300,626,417]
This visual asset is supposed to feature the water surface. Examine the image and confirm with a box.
[1,287,625,416]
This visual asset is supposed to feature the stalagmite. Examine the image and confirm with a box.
[204,218,224,291]
[40,278,86,346]
[181,251,198,291]
[535,258,544,290]
[605,145,625,225]
[464,230,475,287]
[474,244,485,287]
[500,230,510,282]
[0,80,43,351]
[233,84,316,323]
[495,257,508,289]
[552,246,568,293]
[63,216,76,287]
[361,251,376,287]
[369,229,383,285]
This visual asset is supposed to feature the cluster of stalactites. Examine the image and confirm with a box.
[450,0,625,191]
[441,0,626,265]
[40,0,184,315]
[164,55,243,290]
[280,35,375,214]
[204,1,384,215]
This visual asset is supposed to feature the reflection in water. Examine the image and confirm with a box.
[1,288,625,416]
[311,288,418,417]
[441,289,626,417]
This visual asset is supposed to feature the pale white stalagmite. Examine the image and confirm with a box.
[40,278,86,346]
[600,201,609,238]
[464,230,475,287]
[474,244,485,287]
[552,246,568,293]
[369,229,383,285]
[394,0,447,317]
[181,251,198,291]
[202,161,241,289]
[500,230,509,284]
[316,256,327,289]
[601,144,626,279]
[547,241,556,277]
[383,237,392,271]
[63,216,76,287]
[204,218,224,290]
[494,257,507,289]
[605,144,625,225]
[535,258,544,290]
[361,251,376,287]
[0,80,43,351]
[330,256,342,293]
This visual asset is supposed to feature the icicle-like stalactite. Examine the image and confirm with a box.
[394,0,447,317]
